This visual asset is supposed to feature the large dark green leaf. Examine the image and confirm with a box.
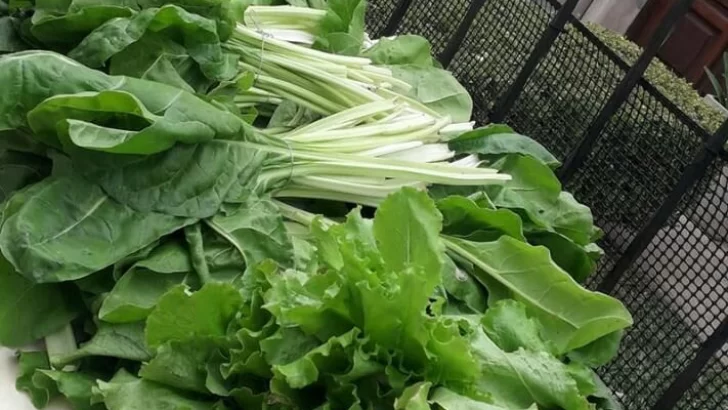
[28,90,216,155]
[99,241,192,323]
[69,5,237,82]
[0,16,28,53]
[205,197,295,270]
[85,140,267,218]
[0,175,193,282]
[108,33,210,93]
[0,51,115,131]
[138,0,235,39]
[0,150,51,203]
[0,51,247,146]
[30,0,137,47]
[56,322,152,365]
[0,255,80,346]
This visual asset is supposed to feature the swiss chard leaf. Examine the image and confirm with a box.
[0,150,51,203]
[0,51,116,131]
[0,175,193,282]
[389,64,473,123]
[108,33,210,93]
[0,16,28,53]
[99,240,192,323]
[30,0,137,48]
[0,50,247,145]
[69,5,237,83]
[84,140,267,219]
[312,0,366,56]
[0,255,80,346]
[449,124,561,169]
[205,197,295,270]
[56,322,152,365]
[28,90,216,155]
[362,35,436,67]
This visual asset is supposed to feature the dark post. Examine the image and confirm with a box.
[558,0,696,183]
[597,118,728,295]
[381,0,414,37]
[438,0,488,68]
[651,317,728,410]
[489,0,580,123]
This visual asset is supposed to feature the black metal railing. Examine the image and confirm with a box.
[366,0,728,409]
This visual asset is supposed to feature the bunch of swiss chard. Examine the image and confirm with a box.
[0,0,632,409]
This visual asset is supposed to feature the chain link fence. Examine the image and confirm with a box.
[366,0,728,409]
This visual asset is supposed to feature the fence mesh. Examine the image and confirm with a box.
[596,159,728,408]
[448,0,553,123]
[505,22,626,159]
[677,345,728,410]
[365,0,397,37]
[395,0,471,56]
[365,0,728,409]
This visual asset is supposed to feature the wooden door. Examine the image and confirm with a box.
[627,0,728,92]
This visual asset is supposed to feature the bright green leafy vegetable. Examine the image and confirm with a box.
[445,236,633,353]
[0,4,631,409]
[389,64,474,122]
[313,0,366,55]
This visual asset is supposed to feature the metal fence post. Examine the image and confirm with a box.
[558,0,696,183]
[597,119,728,295]
[381,0,414,37]
[651,318,728,409]
[438,0,488,68]
[489,0,580,123]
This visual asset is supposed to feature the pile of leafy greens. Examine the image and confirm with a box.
[0,0,632,409]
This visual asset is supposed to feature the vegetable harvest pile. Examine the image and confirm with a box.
[0,0,633,409]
